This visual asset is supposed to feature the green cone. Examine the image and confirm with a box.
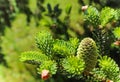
[77,38,98,74]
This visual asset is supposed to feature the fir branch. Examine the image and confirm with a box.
[53,39,76,57]
[35,31,54,56]
[90,68,106,81]
[20,51,48,65]
[84,6,100,27]
[37,60,57,75]
[98,56,120,81]
[61,56,85,78]
[100,7,115,27]
[69,38,79,49]
[113,27,120,39]
[114,9,120,21]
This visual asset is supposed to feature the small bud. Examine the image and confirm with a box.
[81,5,88,11]
[41,69,50,80]
[107,80,113,82]
[113,41,120,46]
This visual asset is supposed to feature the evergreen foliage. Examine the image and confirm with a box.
[115,9,120,20]
[20,32,98,78]
[20,51,48,64]
[53,39,76,57]
[84,6,118,27]
[61,56,85,78]
[37,60,57,75]
[113,27,120,39]
[0,1,119,82]
[20,30,120,81]
[90,68,106,81]
[98,56,120,81]
[84,6,100,27]
[18,5,120,82]
[20,32,80,76]
[20,26,120,81]
[100,7,115,26]
[83,6,120,56]
[35,31,54,56]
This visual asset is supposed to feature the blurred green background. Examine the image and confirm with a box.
[0,0,120,82]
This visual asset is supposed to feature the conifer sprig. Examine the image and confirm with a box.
[98,56,120,81]
[20,51,48,65]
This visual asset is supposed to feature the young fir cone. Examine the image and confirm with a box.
[77,38,98,75]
